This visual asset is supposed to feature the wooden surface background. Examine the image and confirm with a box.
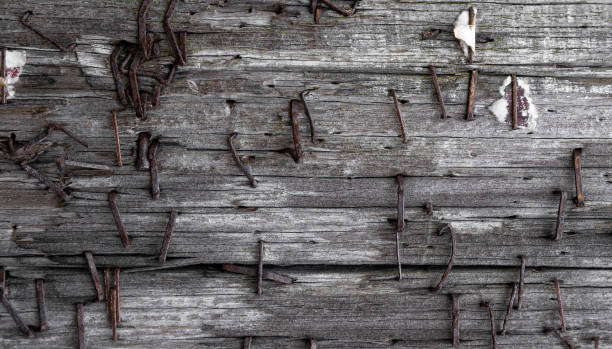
[1,0,611,348]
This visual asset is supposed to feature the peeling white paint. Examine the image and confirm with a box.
[487,76,539,130]
[1,50,27,100]
[453,9,476,59]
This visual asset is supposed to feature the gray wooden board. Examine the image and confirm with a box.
[0,0,611,347]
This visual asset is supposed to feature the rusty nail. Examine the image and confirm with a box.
[466,69,478,121]
[1,47,6,104]
[545,329,574,349]
[76,303,85,348]
[433,224,456,293]
[114,268,120,324]
[136,132,151,170]
[421,29,442,40]
[258,240,264,296]
[318,0,356,16]
[229,133,257,188]
[148,137,160,200]
[314,6,322,23]
[35,279,48,332]
[110,45,128,105]
[300,89,318,144]
[573,148,584,207]
[20,160,71,201]
[111,288,118,341]
[0,288,33,337]
[288,99,303,163]
[104,268,112,324]
[390,89,408,143]
[243,336,252,349]
[554,279,567,332]
[20,11,75,52]
[128,53,145,119]
[512,75,518,130]
[451,293,460,347]
[310,0,318,13]
[111,110,123,166]
[480,302,496,348]
[396,175,405,280]
[425,201,433,216]
[164,0,186,65]
[138,0,152,60]
[84,251,105,301]
[108,190,131,247]
[500,283,518,336]
[54,125,89,148]
[553,191,567,241]
[467,8,476,63]
[152,84,161,107]
[515,255,526,310]
[593,337,599,349]
[220,264,294,284]
[158,210,178,263]
[429,65,448,119]
[0,267,5,295]
[179,31,187,64]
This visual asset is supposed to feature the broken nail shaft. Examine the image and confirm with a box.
[158,210,178,263]
[390,89,408,143]
[0,288,33,337]
[111,110,123,166]
[148,138,160,200]
[452,293,460,347]
[429,65,448,119]
[396,175,405,280]
[501,283,518,336]
[512,75,518,130]
[554,279,567,332]
[300,90,317,144]
[573,148,584,207]
[554,192,567,241]
[1,47,6,104]
[76,303,85,349]
[108,191,131,247]
[289,99,303,163]
[516,255,526,310]
[466,70,478,121]
[229,133,256,188]
[84,251,105,301]
[257,240,264,296]
[434,224,456,293]
[114,268,120,324]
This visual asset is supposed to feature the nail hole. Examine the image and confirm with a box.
[239,22,247,28]
[566,231,577,236]
[226,99,236,108]
[527,132,534,135]
[233,54,242,60]
[264,133,272,137]
[560,251,569,255]
[333,131,342,135]
[248,7,253,13]
[267,84,275,88]
[547,109,556,113]
[506,215,519,219]
[399,99,408,104]
[331,81,340,85]
[274,4,284,14]
[384,146,392,150]
[189,11,197,15]
[523,176,533,180]
[316,138,324,143]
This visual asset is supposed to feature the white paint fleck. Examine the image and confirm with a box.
[1,50,27,100]
[453,9,476,59]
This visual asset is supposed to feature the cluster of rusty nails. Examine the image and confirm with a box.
[3,124,88,201]
[310,0,359,23]
[110,0,186,121]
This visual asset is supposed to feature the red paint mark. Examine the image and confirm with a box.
[7,67,22,79]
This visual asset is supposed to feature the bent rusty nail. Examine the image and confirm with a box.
[467,8,476,63]
[243,336,252,349]
[515,255,526,310]
[108,190,131,247]
[164,0,186,65]
[480,302,496,348]
[310,338,317,349]
[257,240,264,296]
[512,75,518,130]
[396,175,405,280]
[554,279,567,332]
[429,65,448,119]
[289,99,303,163]
[300,89,318,144]
[35,279,48,332]
[554,192,567,241]
[500,283,518,336]
[111,110,123,166]
[433,224,456,293]
[20,161,71,201]
[84,251,105,301]
[104,268,112,324]
[76,303,85,348]
[1,47,6,104]
[318,0,356,16]
[451,294,460,347]
[158,210,178,263]
[138,0,152,60]
[136,132,151,170]
[114,268,120,324]
[229,133,257,188]
[110,45,128,105]
[0,288,33,337]
[148,137,160,200]
[390,89,408,143]
[220,264,294,284]
[545,329,574,349]
[12,127,53,157]
[20,11,75,52]
[573,148,584,207]
[466,69,478,121]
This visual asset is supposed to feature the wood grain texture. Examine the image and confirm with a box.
[0,0,611,347]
